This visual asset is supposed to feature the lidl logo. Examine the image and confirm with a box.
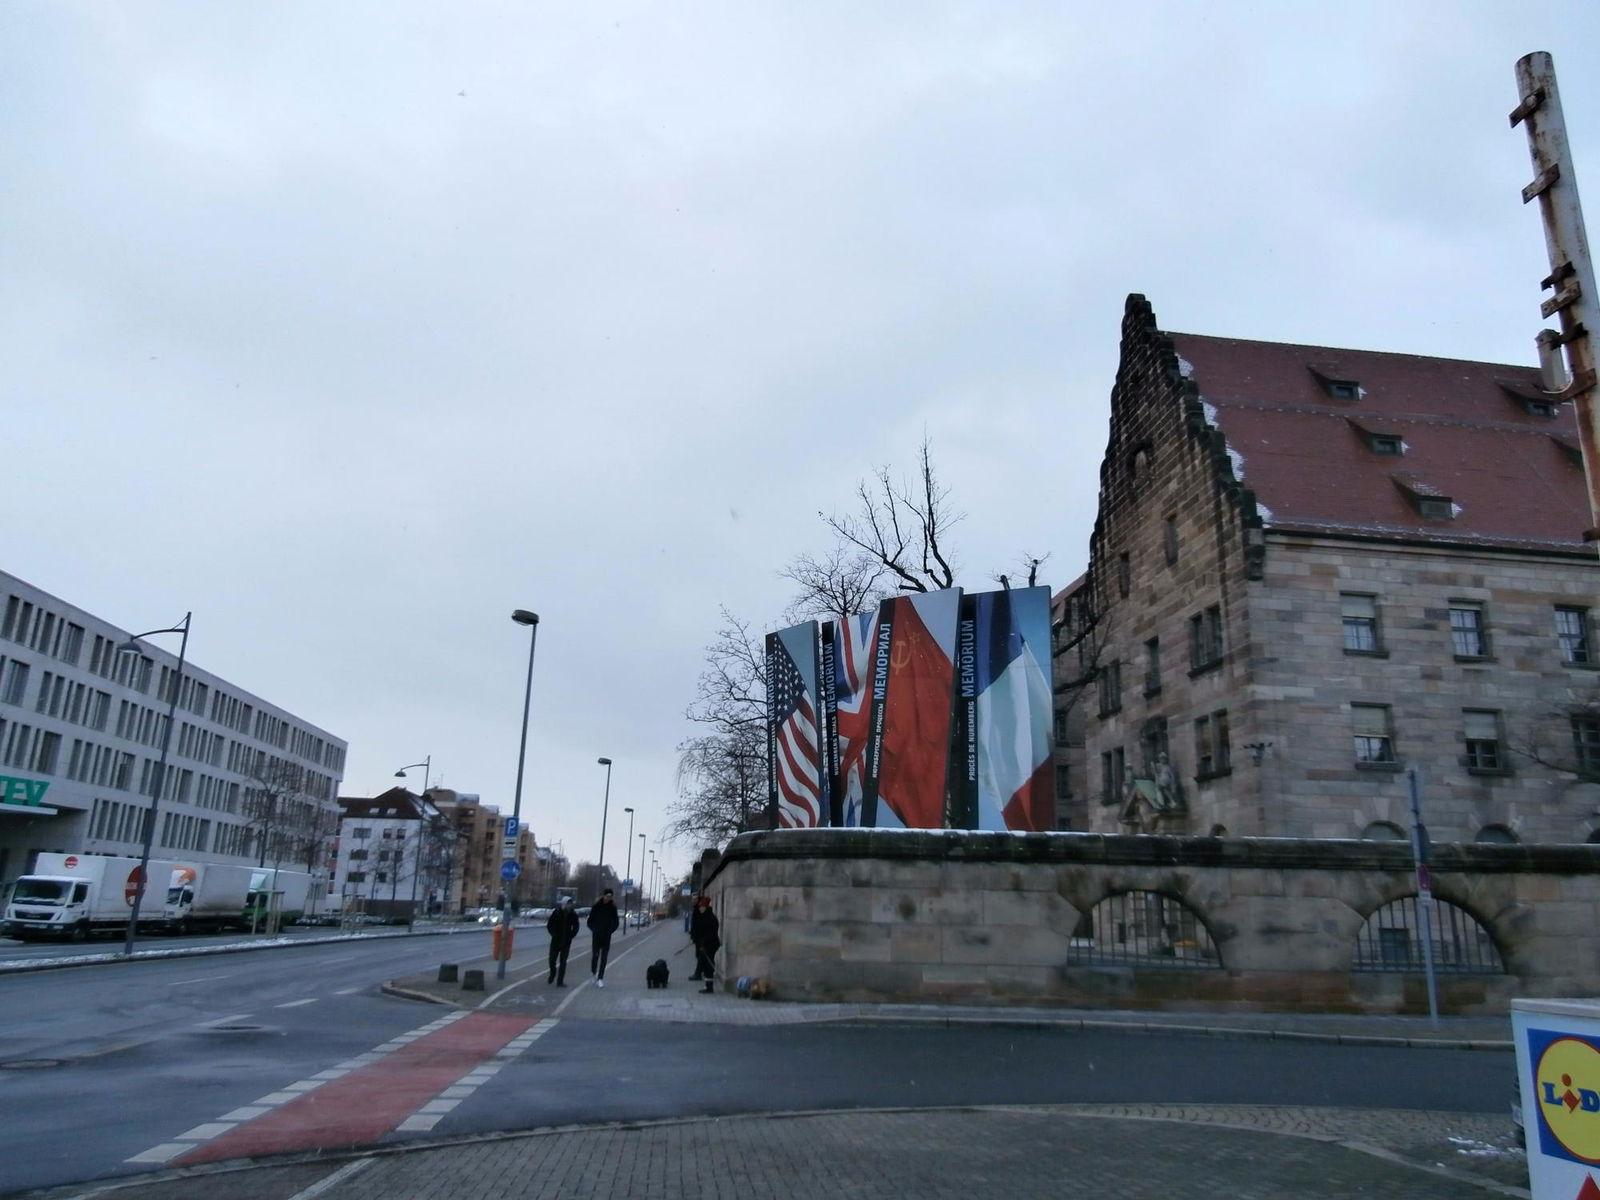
[1533,1031,1600,1165]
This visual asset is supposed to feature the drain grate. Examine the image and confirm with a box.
[1,1059,63,1070]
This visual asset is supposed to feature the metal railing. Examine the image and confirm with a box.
[1353,896,1503,974]
[1067,890,1222,968]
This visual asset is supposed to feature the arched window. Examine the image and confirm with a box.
[1353,896,1503,974]
[1474,824,1519,845]
[1068,890,1221,968]
[1361,821,1406,842]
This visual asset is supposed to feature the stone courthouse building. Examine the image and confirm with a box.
[1058,294,1599,844]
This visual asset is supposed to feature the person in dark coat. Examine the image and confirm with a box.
[689,894,720,994]
[547,898,579,986]
[587,888,620,986]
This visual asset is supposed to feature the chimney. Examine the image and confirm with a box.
[1537,328,1570,393]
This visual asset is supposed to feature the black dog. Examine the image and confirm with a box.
[646,959,670,989]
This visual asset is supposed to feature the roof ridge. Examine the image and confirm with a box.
[1170,331,1542,375]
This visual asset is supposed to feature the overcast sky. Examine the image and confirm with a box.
[3,3,1596,887]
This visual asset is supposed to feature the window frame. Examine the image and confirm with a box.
[1449,602,1490,660]
[1556,606,1594,667]
[1351,703,1398,769]
[1340,593,1383,656]
[1462,708,1507,775]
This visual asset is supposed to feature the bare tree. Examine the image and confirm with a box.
[685,608,767,736]
[667,725,768,846]
[822,436,961,595]
[781,544,890,624]
[1509,681,1600,784]
[241,756,310,869]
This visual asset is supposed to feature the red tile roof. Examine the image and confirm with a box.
[1168,332,1593,554]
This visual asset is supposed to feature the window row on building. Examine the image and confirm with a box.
[1341,594,1592,665]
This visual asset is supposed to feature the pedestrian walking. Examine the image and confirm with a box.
[587,888,620,987]
[547,897,579,986]
[689,893,719,994]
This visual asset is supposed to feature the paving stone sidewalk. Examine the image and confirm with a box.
[39,1105,1530,1200]
[392,921,1514,1047]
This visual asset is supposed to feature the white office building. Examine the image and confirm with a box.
[0,570,347,890]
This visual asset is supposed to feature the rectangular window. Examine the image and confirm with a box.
[1099,747,1125,805]
[1164,516,1179,566]
[1370,435,1403,455]
[352,826,372,840]
[1352,704,1395,765]
[1194,709,1231,778]
[33,731,60,775]
[1144,637,1161,695]
[1341,594,1380,653]
[1464,710,1503,772]
[1557,607,1593,665]
[1097,661,1122,717]
[1,659,30,706]
[1189,605,1224,670]
[1117,553,1131,599]
[1055,765,1071,799]
[1053,709,1068,742]
[1450,603,1488,658]
[1572,715,1600,777]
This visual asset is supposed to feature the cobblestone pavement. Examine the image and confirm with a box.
[37,1105,1530,1200]
[392,922,1513,1047]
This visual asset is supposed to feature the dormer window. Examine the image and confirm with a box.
[1526,399,1558,418]
[1370,435,1403,456]
[1392,474,1456,520]
[1309,364,1361,401]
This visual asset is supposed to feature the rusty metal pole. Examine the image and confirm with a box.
[1511,52,1600,545]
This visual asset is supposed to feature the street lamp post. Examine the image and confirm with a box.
[395,757,431,929]
[595,757,612,897]
[621,806,635,936]
[499,610,540,982]
[638,832,647,917]
[116,612,192,958]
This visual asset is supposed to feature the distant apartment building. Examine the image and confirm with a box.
[0,570,347,888]
[415,789,546,914]
[1056,296,1600,844]
[332,788,437,918]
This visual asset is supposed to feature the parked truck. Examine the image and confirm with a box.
[242,867,313,931]
[3,854,257,940]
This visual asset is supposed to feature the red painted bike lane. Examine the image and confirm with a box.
[176,1012,536,1165]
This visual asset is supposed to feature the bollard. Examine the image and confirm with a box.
[438,963,459,983]
[462,968,486,992]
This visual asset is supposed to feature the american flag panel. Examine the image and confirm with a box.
[766,622,823,829]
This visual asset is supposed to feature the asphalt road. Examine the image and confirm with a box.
[0,926,1513,1196]
[0,920,484,963]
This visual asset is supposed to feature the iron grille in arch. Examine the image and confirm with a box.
[1353,896,1503,974]
[1067,891,1221,968]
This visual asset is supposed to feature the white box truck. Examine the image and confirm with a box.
[163,863,255,934]
[243,867,313,931]
[2,853,233,941]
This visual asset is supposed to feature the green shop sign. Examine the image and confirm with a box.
[0,775,50,806]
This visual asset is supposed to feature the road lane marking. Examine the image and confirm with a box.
[275,998,318,1008]
[333,986,361,994]
[176,1122,237,1140]
[125,1143,189,1164]
[220,1106,270,1121]
[167,973,235,985]
[283,1157,374,1200]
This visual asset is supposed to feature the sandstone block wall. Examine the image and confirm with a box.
[707,829,1600,1015]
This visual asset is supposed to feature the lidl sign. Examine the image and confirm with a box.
[1531,1029,1600,1166]
[0,775,49,806]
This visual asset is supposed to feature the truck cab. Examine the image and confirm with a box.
[5,876,92,940]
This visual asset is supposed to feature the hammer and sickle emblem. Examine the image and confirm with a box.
[891,641,911,670]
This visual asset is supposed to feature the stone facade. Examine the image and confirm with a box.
[1060,296,1600,844]
[709,828,1600,1014]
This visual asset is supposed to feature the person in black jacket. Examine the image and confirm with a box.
[586,889,620,986]
[689,894,720,994]
[546,897,579,986]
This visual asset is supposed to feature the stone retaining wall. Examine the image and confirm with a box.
[704,829,1600,1014]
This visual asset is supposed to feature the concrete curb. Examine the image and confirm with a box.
[0,923,492,976]
[371,971,1513,1051]
[835,1012,1514,1051]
